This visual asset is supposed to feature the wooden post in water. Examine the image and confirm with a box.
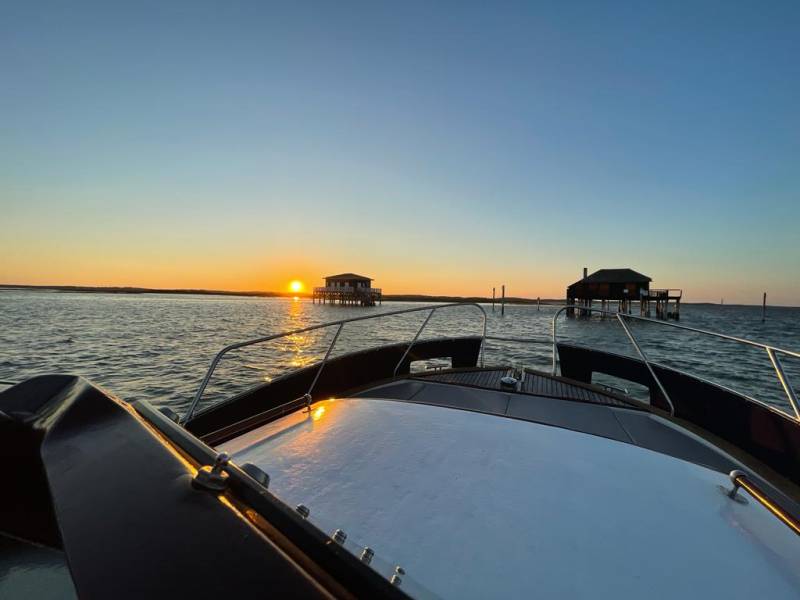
[501,285,505,316]
[492,287,496,312]
[537,297,540,311]
[762,292,767,322]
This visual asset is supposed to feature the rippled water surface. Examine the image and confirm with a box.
[1,290,798,416]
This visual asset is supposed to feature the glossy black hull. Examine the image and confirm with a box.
[0,375,408,599]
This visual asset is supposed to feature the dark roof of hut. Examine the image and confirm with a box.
[569,269,651,287]
[325,273,373,281]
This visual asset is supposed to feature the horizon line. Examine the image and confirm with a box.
[1,284,796,309]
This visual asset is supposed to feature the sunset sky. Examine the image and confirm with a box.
[2,2,799,304]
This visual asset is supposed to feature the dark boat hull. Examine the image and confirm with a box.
[0,375,408,599]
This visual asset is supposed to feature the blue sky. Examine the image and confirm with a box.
[1,1,798,303]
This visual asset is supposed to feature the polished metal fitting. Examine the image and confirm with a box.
[296,504,310,519]
[331,529,347,545]
[500,375,518,390]
[192,452,230,493]
[360,547,374,565]
[728,469,746,499]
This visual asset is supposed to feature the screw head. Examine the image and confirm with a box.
[360,547,374,564]
[331,529,347,545]
[213,452,230,471]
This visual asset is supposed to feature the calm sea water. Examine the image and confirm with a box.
[1,290,798,417]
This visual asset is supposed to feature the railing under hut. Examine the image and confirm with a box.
[313,286,382,306]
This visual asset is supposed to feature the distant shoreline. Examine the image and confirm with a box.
[0,284,286,298]
[0,284,551,304]
[1,284,795,308]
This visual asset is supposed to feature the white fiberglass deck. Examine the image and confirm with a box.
[222,398,800,599]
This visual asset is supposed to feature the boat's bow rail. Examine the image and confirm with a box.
[183,303,501,423]
[184,302,800,425]
[551,305,800,421]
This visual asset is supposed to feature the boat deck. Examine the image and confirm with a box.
[220,397,800,599]
[354,367,800,515]
[415,367,637,408]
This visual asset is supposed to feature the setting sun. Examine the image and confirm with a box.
[289,280,304,293]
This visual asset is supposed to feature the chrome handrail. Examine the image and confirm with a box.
[300,322,345,412]
[184,301,799,424]
[551,305,800,420]
[616,314,675,415]
[183,302,488,423]
[727,470,800,535]
[766,349,800,419]
[392,309,436,377]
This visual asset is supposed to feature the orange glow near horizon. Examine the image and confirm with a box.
[2,258,798,305]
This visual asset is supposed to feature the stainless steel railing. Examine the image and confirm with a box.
[182,302,491,423]
[183,301,799,424]
[727,470,800,536]
[550,305,800,420]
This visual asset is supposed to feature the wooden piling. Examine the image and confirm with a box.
[501,285,505,316]
[492,287,496,312]
[762,292,767,322]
